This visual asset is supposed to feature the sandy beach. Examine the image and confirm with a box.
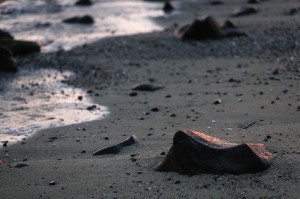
[1,0,300,198]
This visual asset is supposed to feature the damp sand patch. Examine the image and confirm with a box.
[0,68,109,147]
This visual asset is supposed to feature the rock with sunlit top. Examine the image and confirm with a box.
[155,130,274,175]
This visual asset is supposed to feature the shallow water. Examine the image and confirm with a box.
[0,0,167,147]
[0,0,164,52]
[0,68,109,147]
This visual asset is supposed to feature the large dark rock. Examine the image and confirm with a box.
[0,29,14,40]
[0,46,17,72]
[176,16,225,40]
[155,130,274,175]
[63,15,94,24]
[0,39,40,55]
[175,16,248,41]
[75,0,93,6]
[93,135,139,155]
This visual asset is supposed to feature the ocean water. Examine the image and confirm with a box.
[0,0,164,52]
[0,0,165,147]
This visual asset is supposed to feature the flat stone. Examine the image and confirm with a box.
[0,29,14,40]
[63,15,94,24]
[0,39,40,55]
[75,0,93,6]
[155,130,274,175]
[232,5,258,17]
[93,135,139,155]
[132,83,163,92]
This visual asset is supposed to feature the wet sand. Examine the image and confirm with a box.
[1,0,300,198]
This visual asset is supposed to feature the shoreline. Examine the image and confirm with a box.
[1,0,300,198]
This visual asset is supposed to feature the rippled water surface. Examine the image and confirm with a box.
[0,0,164,52]
[0,68,109,147]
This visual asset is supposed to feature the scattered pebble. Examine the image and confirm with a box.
[49,181,56,186]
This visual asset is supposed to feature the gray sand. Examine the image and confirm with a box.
[1,0,299,198]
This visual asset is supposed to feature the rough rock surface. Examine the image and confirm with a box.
[155,130,274,175]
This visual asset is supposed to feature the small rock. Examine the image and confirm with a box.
[151,107,159,112]
[86,105,97,111]
[75,0,93,6]
[14,163,28,168]
[175,16,225,40]
[63,15,94,24]
[163,2,175,13]
[2,141,9,147]
[248,0,260,4]
[93,135,139,155]
[209,0,224,5]
[81,149,86,153]
[174,180,181,184]
[78,96,83,100]
[214,99,222,104]
[132,83,163,92]
[129,92,138,97]
[232,5,258,17]
[49,181,56,185]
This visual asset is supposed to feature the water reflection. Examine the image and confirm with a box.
[0,0,164,52]
[0,68,109,147]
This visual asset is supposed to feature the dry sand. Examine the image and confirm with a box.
[1,0,300,198]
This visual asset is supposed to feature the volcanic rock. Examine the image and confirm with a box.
[155,130,274,175]
[93,135,139,155]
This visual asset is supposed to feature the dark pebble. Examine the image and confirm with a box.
[75,0,93,6]
[129,92,138,97]
[14,163,28,168]
[49,181,56,185]
[63,15,94,24]
[151,107,159,112]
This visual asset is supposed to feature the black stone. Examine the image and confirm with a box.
[63,15,94,24]
[75,0,93,6]
[176,16,225,40]
[0,46,17,72]
[163,2,175,13]
[93,135,139,155]
[232,5,258,17]
[155,130,274,175]
[14,163,29,168]
[132,83,163,92]
[0,40,40,55]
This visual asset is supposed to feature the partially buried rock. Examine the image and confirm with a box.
[0,39,40,55]
[155,130,274,175]
[75,0,93,6]
[232,5,258,17]
[0,46,17,72]
[132,83,163,92]
[63,15,94,24]
[93,135,139,155]
[248,0,260,4]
